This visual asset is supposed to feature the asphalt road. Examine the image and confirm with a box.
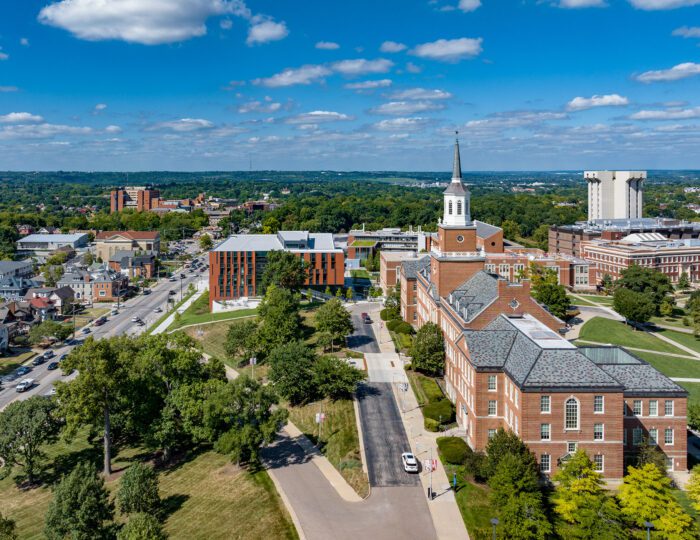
[0,248,207,411]
[346,309,380,354]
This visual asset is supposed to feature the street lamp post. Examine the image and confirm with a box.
[644,521,654,540]
[490,517,499,540]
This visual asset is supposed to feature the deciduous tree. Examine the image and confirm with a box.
[224,319,259,362]
[256,285,302,355]
[613,287,655,325]
[261,251,309,293]
[616,265,673,313]
[315,298,353,351]
[312,356,364,400]
[117,513,166,540]
[0,511,17,540]
[267,342,316,405]
[116,463,160,516]
[409,322,444,376]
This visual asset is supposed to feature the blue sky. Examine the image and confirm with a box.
[1,0,700,171]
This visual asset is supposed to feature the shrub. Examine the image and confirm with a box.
[418,375,444,403]
[380,308,399,321]
[437,437,469,465]
[424,418,440,432]
[423,399,455,423]
[465,450,488,482]
[386,319,401,332]
[684,316,691,327]
[394,322,414,335]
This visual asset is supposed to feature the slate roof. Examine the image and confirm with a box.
[474,220,502,239]
[446,271,500,323]
[400,256,430,279]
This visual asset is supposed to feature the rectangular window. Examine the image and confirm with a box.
[593,454,604,472]
[488,429,497,440]
[540,395,550,414]
[623,429,627,446]
[594,395,604,414]
[567,442,577,454]
[649,428,658,445]
[666,457,674,471]
[488,400,497,416]
[594,423,604,441]
[665,428,674,445]
[649,400,658,417]
[540,454,551,473]
[633,400,642,416]
[633,428,643,445]
[665,400,674,416]
[488,375,497,391]
[540,424,551,441]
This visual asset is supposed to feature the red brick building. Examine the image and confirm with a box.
[110,186,161,213]
[209,231,345,308]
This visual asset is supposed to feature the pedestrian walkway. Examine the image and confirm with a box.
[151,282,207,335]
[630,322,700,360]
[671,377,700,383]
[576,340,700,361]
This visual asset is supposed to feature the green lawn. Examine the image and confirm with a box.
[350,269,371,279]
[288,398,369,498]
[577,318,686,355]
[183,320,233,359]
[576,294,614,305]
[440,460,494,538]
[633,351,700,379]
[650,314,690,330]
[406,369,444,406]
[0,433,297,540]
[678,382,700,407]
[0,349,36,376]
[662,329,700,355]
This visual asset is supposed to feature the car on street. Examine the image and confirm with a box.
[180,273,186,279]
[94,317,107,326]
[31,355,45,366]
[154,307,163,313]
[361,312,372,324]
[168,276,176,282]
[111,309,119,316]
[16,366,32,376]
[81,327,91,334]
[143,289,151,295]
[43,350,55,359]
[47,361,60,371]
[169,290,176,296]
[130,316,142,323]
[15,378,35,392]
[401,452,419,473]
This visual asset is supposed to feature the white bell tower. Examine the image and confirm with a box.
[442,133,470,227]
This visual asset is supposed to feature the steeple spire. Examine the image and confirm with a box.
[452,131,462,182]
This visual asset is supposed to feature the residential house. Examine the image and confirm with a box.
[0,277,41,301]
[108,250,156,278]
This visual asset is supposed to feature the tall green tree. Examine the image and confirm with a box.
[613,287,655,325]
[532,282,571,320]
[484,428,533,478]
[117,513,166,540]
[224,319,259,362]
[260,251,309,293]
[384,286,401,320]
[678,272,690,291]
[198,233,213,251]
[616,265,673,313]
[256,285,302,355]
[0,511,17,540]
[688,466,700,513]
[312,356,365,400]
[0,396,61,484]
[500,491,552,540]
[56,336,134,475]
[267,342,317,405]
[116,463,161,516]
[409,322,445,376]
[488,452,540,508]
[315,298,354,351]
[44,462,114,540]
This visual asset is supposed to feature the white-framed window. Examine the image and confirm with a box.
[540,454,551,473]
[665,400,674,416]
[567,442,578,454]
[594,423,604,441]
[488,429,497,440]
[540,424,551,441]
[633,428,643,445]
[593,395,604,414]
[540,395,550,414]
[99,290,106,297]
[666,457,674,471]
[633,400,642,416]
[593,454,604,472]
[649,400,658,417]
[665,428,674,445]
[649,428,658,445]
[488,375,497,391]
[488,400,497,416]
[565,397,579,430]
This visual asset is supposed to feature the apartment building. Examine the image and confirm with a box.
[16,233,89,257]
[585,170,645,221]
[209,231,345,308]
[110,186,161,213]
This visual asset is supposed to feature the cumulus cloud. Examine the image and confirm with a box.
[370,101,445,115]
[636,62,700,82]
[557,0,607,7]
[316,41,340,50]
[38,0,288,46]
[629,0,700,9]
[406,62,422,73]
[629,106,700,120]
[285,111,353,124]
[0,123,93,140]
[104,125,122,133]
[0,112,45,123]
[380,41,407,53]
[410,37,483,62]
[373,117,430,131]
[465,110,567,131]
[246,20,288,45]
[566,94,629,111]
[253,64,331,87]
[389,88,452,100]
[672,26,700,37]
[458,0,481,11]
[344,79,393,90]
[148,118,215,131]
[0,50,8,61]
[20,38,30,46]
[94,103,108,112]
[332,58,393,75]
[237,100,282,113]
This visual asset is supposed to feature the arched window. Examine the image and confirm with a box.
[565,397,579,430]
[448,201,453,215]
[457,201,462,215]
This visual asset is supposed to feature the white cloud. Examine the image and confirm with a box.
[465,110,567,131]
[389,88,452,100]
[373,117,430,131]
[672,26,700,38]
[405,62,422,73]
[629,107,700,120]
[238,100,282,113]
[0,86,18,92]
[253,64,331,87]
[0,112,44,123]
[566,93,629,111]
[332,58,393,75]
[20,38,30,46]
[636,62,700,82]
[246,20,288,45]
[0,51,8,61]
[220,18,233,29]
[285,111,353,124]
[94,103,108,112]
[344,79,393,90]
[458,0,481,11]
[410,37,483,62]
[370,101,444,115]
[380,41,407,53]
[104,125,122,133]
[557,0,607,7]
[149,118,215,131]
[316,41,340,50]
[628,0,700,9]
[0,123,93,140]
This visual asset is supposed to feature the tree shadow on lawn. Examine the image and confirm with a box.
[37,444,102,487]
[161,493,190,520]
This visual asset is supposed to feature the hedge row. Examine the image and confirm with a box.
[437,437,469,465]
[386,319,414,334]
[423,399,455,424]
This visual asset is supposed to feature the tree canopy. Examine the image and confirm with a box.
[409,322,445,376]
[315,298,354,351]
[261,250,309,293]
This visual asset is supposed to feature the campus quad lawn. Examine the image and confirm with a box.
[439,461,494,537]
[0,435,297,540]
[577,318,686,355]
[288,398,369,498]
[678,382,700,407]
[662,329,700,356]
[633,351,700,380]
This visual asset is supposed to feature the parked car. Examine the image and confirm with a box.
[81,327,91,334]
[142,289,151,295]
[111,309,119,316]
[47,362,59,371]
[57,353,67,363]
[130,316,141,323]
[169,290,176,296]
[402,452,419,473]
[16,366,31,376]
[32,355,45,366]
[154,307,163,313]
[168,276,177,282]
[361,313,372,324]
[43,350,55,359]
[15,378,35,392]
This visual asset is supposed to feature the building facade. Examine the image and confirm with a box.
[110,186,161,213]
[16,233,89,257]
[209,231,345,308]
[94,231,160,261]
[585,170,645,221]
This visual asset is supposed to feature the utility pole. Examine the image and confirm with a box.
[429,446,433,500]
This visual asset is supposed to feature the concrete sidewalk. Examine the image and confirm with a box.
[151,280,207,335]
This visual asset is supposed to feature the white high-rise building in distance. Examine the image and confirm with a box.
[585,170,646,222]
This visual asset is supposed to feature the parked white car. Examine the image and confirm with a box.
[15,378,35,392]
[401,452,419,473]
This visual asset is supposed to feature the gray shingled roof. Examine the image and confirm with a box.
[462,329,516,368]
[474,220,502,239]
[446,271,499,323]
[524,350,621,389]
[443,181,468,196]
[400,256,430,279]
[598,364,686,395]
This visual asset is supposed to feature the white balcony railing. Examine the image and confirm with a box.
[431,247,484,258]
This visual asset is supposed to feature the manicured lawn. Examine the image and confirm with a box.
[406,369,444,406]
[675,490,700,529]
[440,461,494,538]
[576,294,614,305]
[0,434,297,540]
[678,382,700,407]
[662,329,700,355]
[183,320,232,359]
[650,314,690,330]
[288,398,369,498]
[633,351,700,379]
[350,269,371,279]
[578,318,686,355]
[0,349,36,376]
